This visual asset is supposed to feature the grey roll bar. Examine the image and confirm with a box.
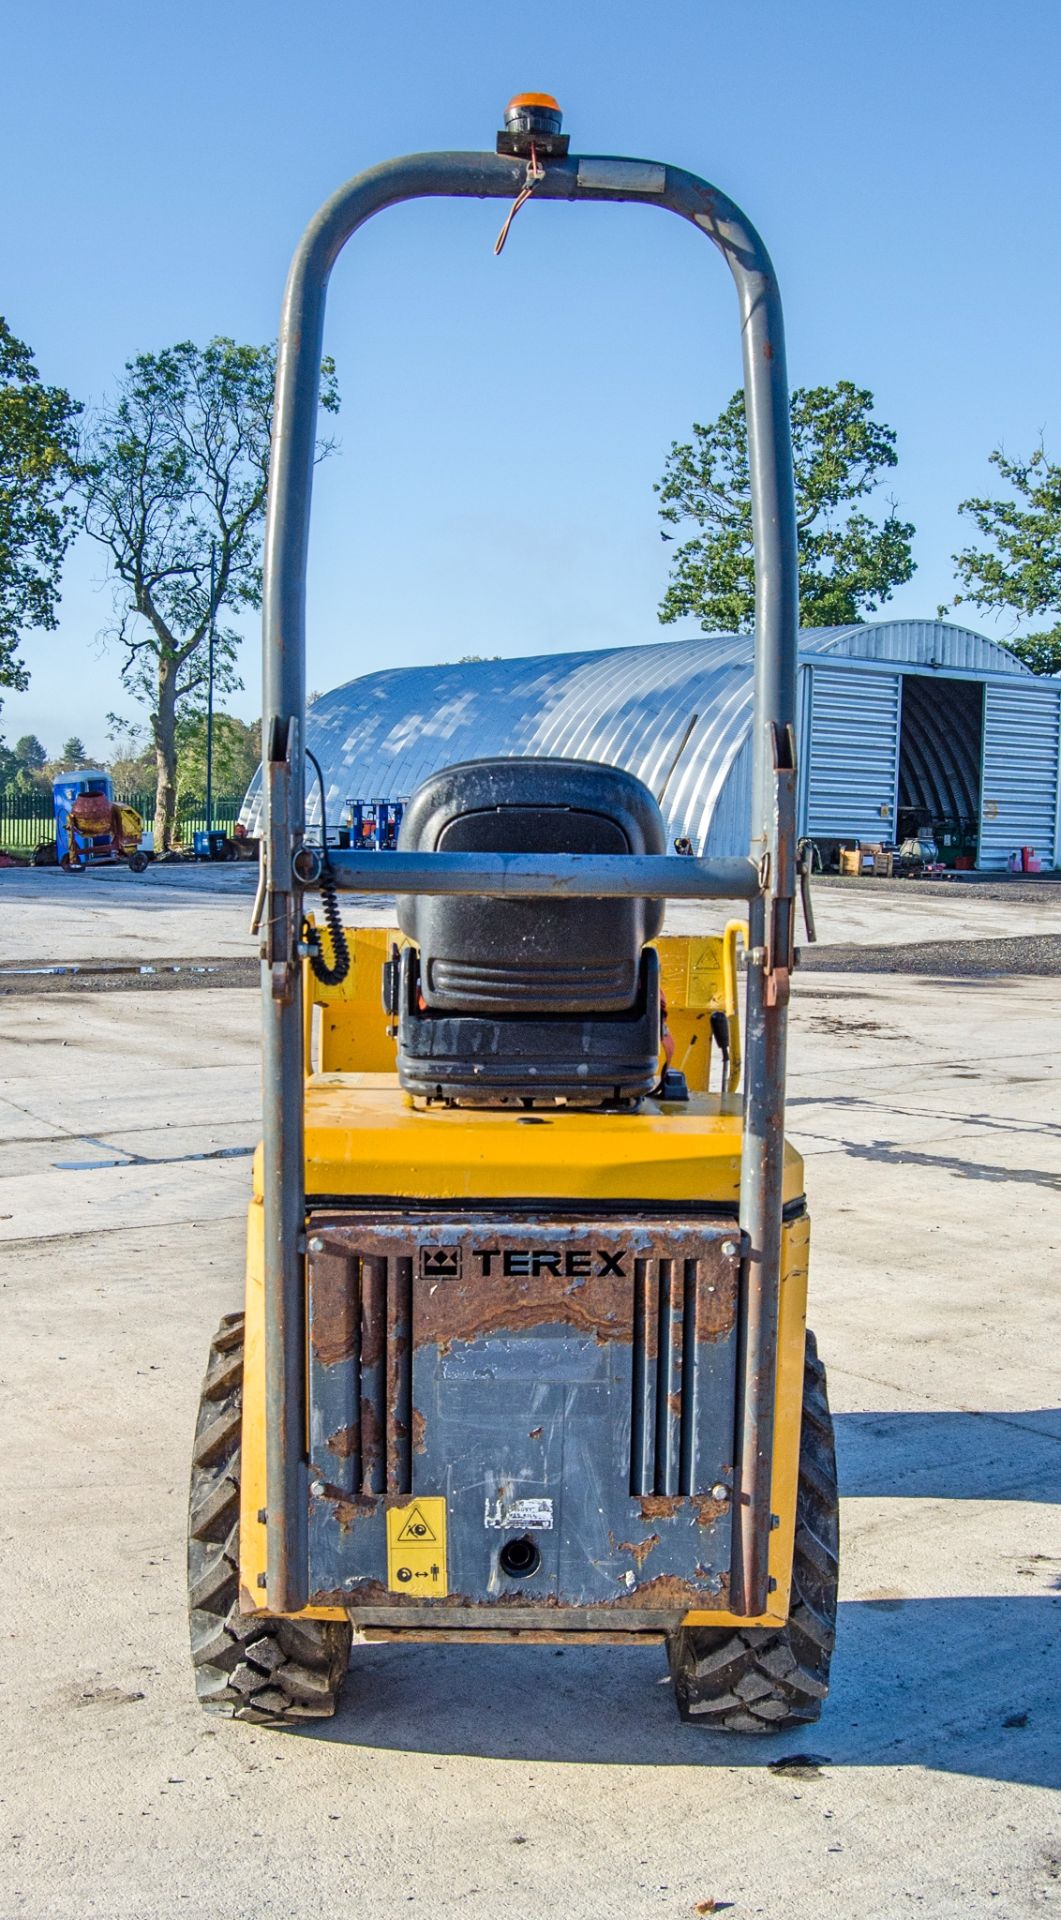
[323,850,761,900]
[259,148,799,1616]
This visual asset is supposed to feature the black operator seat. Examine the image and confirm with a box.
[393,758,667,1106]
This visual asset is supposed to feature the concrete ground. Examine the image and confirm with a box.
[2,859,1060,967]
[0,868,1058,1919]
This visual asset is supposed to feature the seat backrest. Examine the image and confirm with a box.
[397,758,666,1014]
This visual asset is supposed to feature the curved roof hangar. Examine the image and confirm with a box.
[240,620,1054,867]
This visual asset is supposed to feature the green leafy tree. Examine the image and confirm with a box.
[104,712,156,794]
[14,733,46,769]
[0,739,19,788]
[656,380,915,631]
[8,762,49,795]
[944,445,1061,676]
[45,738,98,778]
[0,731,50,794]
[1,730,49,793]
[0,319,82,703]
[81,337,338,847]
[175,710,261,813]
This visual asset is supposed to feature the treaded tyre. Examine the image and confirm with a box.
[188,1311,351,1723]
[668,1329,838,1733]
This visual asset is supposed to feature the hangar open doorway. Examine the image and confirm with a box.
[800,663,987,868]
[897,673,983,868]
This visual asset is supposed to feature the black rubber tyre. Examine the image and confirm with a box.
[128,850,149,874]
[668,1329,839,1733]
[188,1312,352,1723]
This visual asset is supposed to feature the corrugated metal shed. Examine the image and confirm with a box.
[798,620,1028,674]
[803,666,903,841]
[980,683,1061,866]
[241,619,1060,869]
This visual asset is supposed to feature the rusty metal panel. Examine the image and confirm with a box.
[305,1211,739,1618]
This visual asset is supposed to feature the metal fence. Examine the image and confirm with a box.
[0,788,244,853]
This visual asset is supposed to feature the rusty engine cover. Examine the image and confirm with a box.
[305,1211,740,1623]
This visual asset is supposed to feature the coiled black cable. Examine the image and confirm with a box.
[303,747,350,987]
[309,880,350,987]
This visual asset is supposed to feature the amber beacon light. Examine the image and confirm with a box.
[496,92,570,158]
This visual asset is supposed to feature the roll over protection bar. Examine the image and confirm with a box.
[259,142,799,1617]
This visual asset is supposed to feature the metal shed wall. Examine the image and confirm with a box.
[240,620,1059,870]
[980,681,1061,869]
[803,665,902,840]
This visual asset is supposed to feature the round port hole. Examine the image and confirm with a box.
[498,1534,541,1579]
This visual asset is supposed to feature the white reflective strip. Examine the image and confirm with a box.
[577,158,666,194]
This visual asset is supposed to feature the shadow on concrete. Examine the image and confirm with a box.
[920,973,1059,989]
[835,1408,1061,1503]
[788,1090,1061,1142]
[836,1140,1061,1188]
[312,1595,1060,1783]
[307,1416,1060,1778]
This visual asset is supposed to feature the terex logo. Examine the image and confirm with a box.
[420,1247,462,1280]
[473,1247,627,1279]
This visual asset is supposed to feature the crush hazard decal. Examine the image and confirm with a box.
[386,1498,448,1597]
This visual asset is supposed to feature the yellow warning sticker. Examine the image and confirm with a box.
[386,1498,448,1598]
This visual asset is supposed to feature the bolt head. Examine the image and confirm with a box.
[710,1483,730,1503]
[721,1239,739,1260]
[308,1236,325,1255]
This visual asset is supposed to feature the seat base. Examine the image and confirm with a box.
[395,947,662,1108]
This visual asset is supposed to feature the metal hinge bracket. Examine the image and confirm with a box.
[261,718,300,1005]
[764,724,797,1009]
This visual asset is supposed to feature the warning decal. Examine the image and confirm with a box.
[386,1497,448,1597]
[396,1503,437,1544]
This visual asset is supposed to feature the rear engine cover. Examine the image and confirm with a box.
[305,1212,740,1622]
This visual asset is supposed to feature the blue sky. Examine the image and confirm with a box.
[2,0,1059,755]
